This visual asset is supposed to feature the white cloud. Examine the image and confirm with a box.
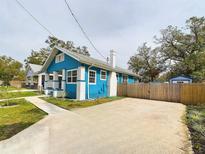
[0,0,205,68]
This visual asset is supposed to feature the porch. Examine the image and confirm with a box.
[39,67,86,100]
[39,69,66,98]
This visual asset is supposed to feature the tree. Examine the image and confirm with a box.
[0,56,25,85]
[25,36,90,66]
[128,43,166,82]
[15,70,26,81]
[45,36,90,56]
[24,48,49,66]
[155,17,205,81]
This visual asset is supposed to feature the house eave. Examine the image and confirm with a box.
[40,46,139,78]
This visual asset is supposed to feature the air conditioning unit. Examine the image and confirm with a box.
[53,89,66,98]
[44,88,53,96]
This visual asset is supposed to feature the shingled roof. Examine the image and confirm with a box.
[41,46,138,77]
[28,63,42,74]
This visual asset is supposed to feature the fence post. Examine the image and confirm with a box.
[125,83,128,97]
[179,84,182,104]
[149,83,151,99]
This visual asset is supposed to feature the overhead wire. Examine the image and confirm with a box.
[64,0,107,60]
[15,0,107,60]
[15,0,55,37]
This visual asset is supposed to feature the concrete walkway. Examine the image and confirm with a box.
[0,98,192,154]
[25,97,67,114]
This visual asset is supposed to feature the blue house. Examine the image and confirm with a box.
[169,76,192,84]
[40,46,138,100]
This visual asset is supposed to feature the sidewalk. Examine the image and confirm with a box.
[0,89,38,93]
[0,95,44,102]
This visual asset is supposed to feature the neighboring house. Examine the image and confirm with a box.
[26,63,43,89]
[169,76,192,84]
[40,46,138,100]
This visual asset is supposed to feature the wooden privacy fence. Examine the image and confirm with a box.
[117,83,205,105]
[9,80,25,88]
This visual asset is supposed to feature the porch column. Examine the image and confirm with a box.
[25,77,29,86]
[108,71,117,96]
[44,73,49,89]
[30,76,34,86]
[53,71,59,89]
[62,69,66,91]
[77,66,85,100]
[38,74,43,91]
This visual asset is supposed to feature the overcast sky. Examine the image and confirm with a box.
[1,0,205,68]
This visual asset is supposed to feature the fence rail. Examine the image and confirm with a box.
[117,83,205,105]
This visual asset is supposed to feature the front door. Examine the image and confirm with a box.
[59,76,62,89]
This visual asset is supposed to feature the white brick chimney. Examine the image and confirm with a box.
[108,49,117,97]
[110,50,116,68]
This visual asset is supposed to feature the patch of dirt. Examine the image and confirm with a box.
[0,105,19,108]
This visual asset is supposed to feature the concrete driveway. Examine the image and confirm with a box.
[0,98,192,154]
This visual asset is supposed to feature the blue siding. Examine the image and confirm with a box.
[128,75,135,84]
[46,50,80,99]
[66,84,77,99]
[117,73,123,83]
[47,51,80,73]
[84,65,109,99]
[117,73,137,84]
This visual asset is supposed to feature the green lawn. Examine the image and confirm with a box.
[0,91,40,99]
[0,99,47,141]
[0,86,25,91]
[186,105,205,154]
[42,96,124,110]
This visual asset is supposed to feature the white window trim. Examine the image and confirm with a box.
[89,70,96,85]
[55,53,64,63]
[67,69,78,84]
[100,70,107,80]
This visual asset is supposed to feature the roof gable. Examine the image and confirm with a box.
[47,50,80,73]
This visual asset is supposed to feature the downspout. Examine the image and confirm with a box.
[87,64,93,99]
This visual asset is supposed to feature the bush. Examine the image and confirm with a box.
[186,105,205,154]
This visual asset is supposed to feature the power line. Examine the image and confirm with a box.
[64,0,107,60]
[15,0,55,37]
[15,0,106,59]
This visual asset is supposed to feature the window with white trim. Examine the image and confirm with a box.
[123,75,127,83]
[67,70,77,83]
[100,70,107,80]
[55,53,64,63]
[89,70,96,84]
